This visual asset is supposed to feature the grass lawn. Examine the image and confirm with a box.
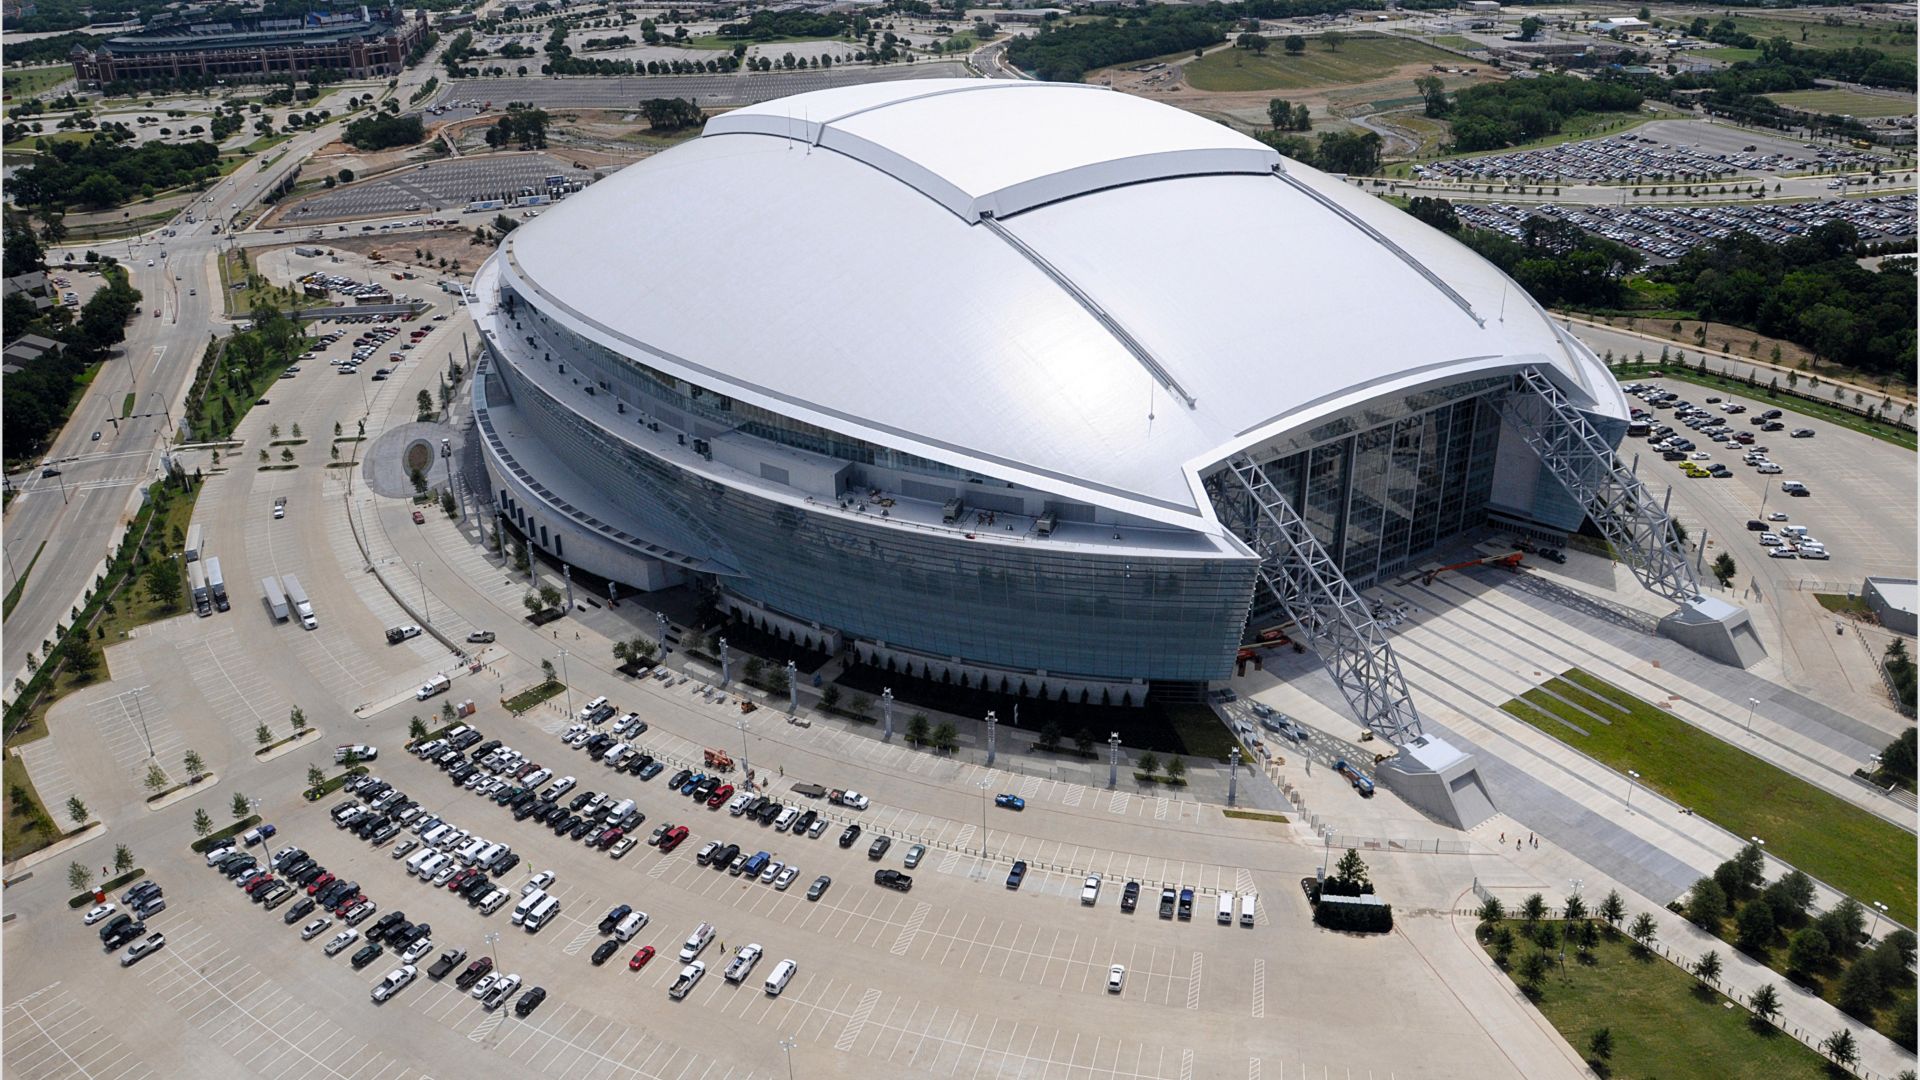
[1425,34,1485,51]
[2,64,72,101]
[1503,669,1916,926]
[1479,920,1833,1079]
[243,132,293,154]
[503,679,567,713]
[1609,363,1916,451]
[1722,13,1916,59]
[681,32,837,50]
[2,129,92,154]
[1767,89,1915,120]
[1699,46,1763,63]
[1184,35,1456,93]
[1813,593,1876,618]
[2,752,62,861]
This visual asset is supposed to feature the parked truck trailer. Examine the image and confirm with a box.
[281,574,317,630]
[263,576,289,621]
[205,556,229,612]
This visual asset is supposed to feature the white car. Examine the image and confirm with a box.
[1758,533,1783,546]
[83,902,118,925]
[371,964,417,1002]
[1107,964,1126,992]
[301,917,334,940]
[121,932,166,967]
[1768,547,1801,559]
[523,871,555,895]
[1756,463,1782,474]
[401,937,434,963]
[774,865,800,891]
[204,845,237,866]
[470,972,499,999]
[727,792,753,816]
[759,860,783,885]
[324,929,360,956]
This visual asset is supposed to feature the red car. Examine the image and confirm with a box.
[628,945,655,971]
[307,872,336,896]
[411,509,426,524]
[595,827,624,850]
[447,868,477,891]
[706,784,734,809]
[658,826,689,852]
[245,874,277,894]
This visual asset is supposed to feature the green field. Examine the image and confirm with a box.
[3,64,71,101]
[1480,921,1833,1079]
[1184,34,1456,93]
[1767,88,1916,119]
[1502,670,1916,926]
[682,32,836,50]
[1425,34,1485,52]
[1720,13,1915,59]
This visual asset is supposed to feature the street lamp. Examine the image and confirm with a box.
[1227,746,1240,807]
[440,437,461,522]
[1108,732,1120,789]
[414,560,429,622]
[1625,769,1641,814]
[880,688,894,742]
[738,713,752,793]
[556,649,572,719]
[977,776,991,865]
[484,929,500,967]
[984,710,997,768]
[656,611,670,654]
[1870,901,1888,940]
[779,1036,797,1080]
[1744,697,1758,736]
[786,660,797,715]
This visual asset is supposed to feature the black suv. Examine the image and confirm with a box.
[838,824,862,848]
[1120,881,1140,913]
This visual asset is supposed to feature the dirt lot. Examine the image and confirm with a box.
[319,229,497,280]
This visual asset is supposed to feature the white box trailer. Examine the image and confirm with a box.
[188,560,210,616]
[281,574,316,630]
[205,556,229,612]
[184,523,203,563]
[262,576,289,621]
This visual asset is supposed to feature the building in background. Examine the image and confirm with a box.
[469,80,1627,703]
[70,6,427,87]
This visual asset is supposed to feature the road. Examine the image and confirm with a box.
[2,53,445,699]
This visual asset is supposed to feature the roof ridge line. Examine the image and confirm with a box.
[1271,170,1485,328]
[807,79,1102,147]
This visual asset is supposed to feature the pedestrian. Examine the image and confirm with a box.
[1517,839,1522,852]
[1499,832,1505,844]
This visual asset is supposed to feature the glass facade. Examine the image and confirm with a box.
[1235,378,1506,596]
[485,336,1258,683]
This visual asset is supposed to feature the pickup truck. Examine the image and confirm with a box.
[723,944,762,984]
[874,869,913,892]
[427,947,468,981]
[669,961,705,999]
[1158,887,1177,919]
[829,789,869,810]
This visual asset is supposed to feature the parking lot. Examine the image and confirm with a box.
[1415,127,1885,183]
[283,154,587,225]
[1454,193,1915,260]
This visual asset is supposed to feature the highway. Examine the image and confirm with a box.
[2,56,443,698]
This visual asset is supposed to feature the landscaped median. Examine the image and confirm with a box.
[68,868,146,909]
[189,814,261,854]
[1501,668,1916,928]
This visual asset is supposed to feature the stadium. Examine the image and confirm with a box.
[469,79,1657,729]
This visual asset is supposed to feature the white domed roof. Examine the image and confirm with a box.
[499,79,1622,528]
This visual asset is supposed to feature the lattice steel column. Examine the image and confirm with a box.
[1497,367,1699,603]
[1218,457,1424,745]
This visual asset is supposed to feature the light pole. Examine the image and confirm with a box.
[779,1036,797,1080]
[738,712,752,793]
[1227,746,1240,807]
[1108,732,1120,789]
[556,649,572,719]
[977,777,991,863]
[414,560,429,622]
[984,710,997,768]
[718,637,731,686]
[132,690,157,760]
[786,660,798,715]
[1744,697,1758,736]
[1870,901,1888,940]
[440,437,462,523]
[881,688,894,742]
[484,929,500,967]
[1625,769,1641,814]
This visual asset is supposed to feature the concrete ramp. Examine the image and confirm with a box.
[1378,734,1496,830]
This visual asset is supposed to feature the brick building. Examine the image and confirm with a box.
[71,7,427,87]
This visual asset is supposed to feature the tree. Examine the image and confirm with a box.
[1732,842,1767,899]
[1761,870,1816,927]
[1478,897,1506,925]
[1587,1027,1613,1066]
[1284,34,1304,54]
[65,795,88,826]
[1414,74,1448,118]
[523,590,545,615]
[1164,756,1186,783]
[1074,729,1095,755]
[1137,750,1159,777]
[1787,926,1831,976]
[906,713,930,746]
[1711,551,1737,588]
[1320,30,1344,51]
[1600,890,1626,932]
[1563,894,1587,923]
[1735,898,1775,953]
[416,389,434,418]
[409,716,429,741]
[183,749,205,780]
[68,861,93,893]
[231,791,249,818]
[932,720,958,753]
[1518,16,1543,40]
[1629,911,1658,948]
[289,705,305,733]
[144,762,168,793]
[1821,1028,1858,1068]
[1037,720,1061,751]
[256,722,273,747]
[541,658,557,683]
[1749,982,1781,1024]
[1816,898,1867,958]
[144,557,183,611]
[1491,924,1516,965]
[64,638,100,682]
[1516,949,1550,994]
[1692,949,1722,985]
[307,764,326,790]
[539,584,562,610]
[114,844,134,874]
[1836,952,1885,1019]
[192,807,213,836]
[1685,876,1727,927]
[1335,849,1371,889]
[1521,892,1548,927]
[1267,98,1292,129]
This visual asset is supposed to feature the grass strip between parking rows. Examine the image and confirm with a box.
[1611,363,1917,451]
[1503,669,1915,927]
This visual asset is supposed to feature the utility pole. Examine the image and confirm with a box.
[441,437,462,522]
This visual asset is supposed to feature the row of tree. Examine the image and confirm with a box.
[8,135,222,210]
[342,111,424,152]
[1430,73,1645,153]
[1005,8,1224,83]
[1404,196,1641,310]
[1256,128,1383,177]
[2,226,144,462]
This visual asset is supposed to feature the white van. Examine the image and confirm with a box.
[1217,892,1235,925]
[763,958,797,996]
[421,823,454,847]
[475,842,507,867]
[456,837,487,864]
[612,910,648,942]
[679,922,714,962]
[524,896,560,932]
[478,889,509,915]
[511,889,546,925]
[1238,893,1257,927]
[404,848,436,875]
[606,799,636,826]
[416,852,449,878]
